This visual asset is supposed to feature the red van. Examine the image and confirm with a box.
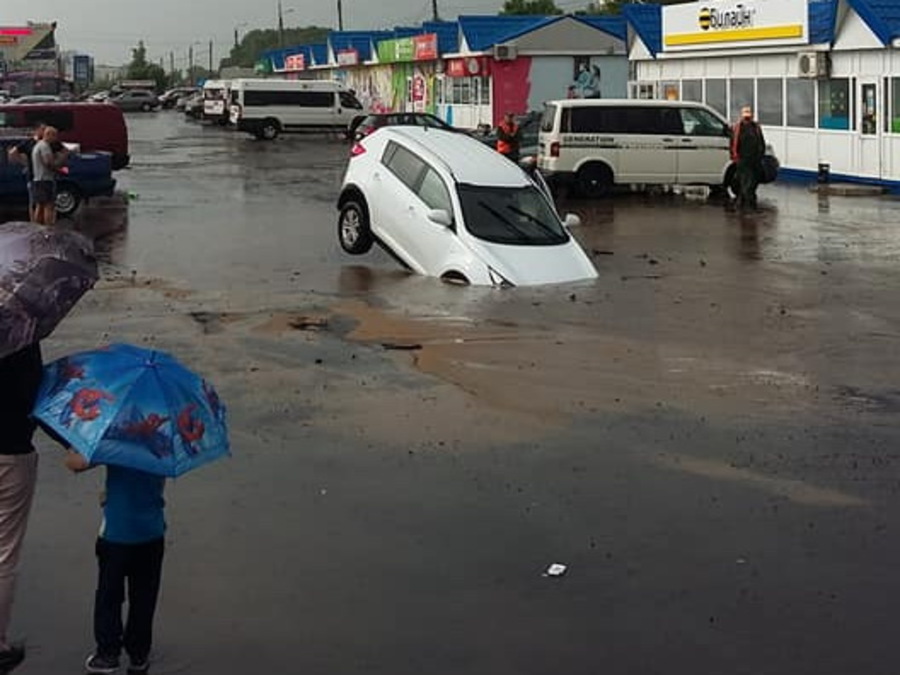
[0,103,130,170]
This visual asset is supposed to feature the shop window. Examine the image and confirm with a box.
[786,78,815,128]
[682,80,703,103]
[757,78,784,127]
[661,81,680,101]
[891,78,900,133]
[818,78,851,130]
[729,79,755,122]
[705,79,726,116]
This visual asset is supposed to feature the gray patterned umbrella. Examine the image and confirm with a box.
[0,222,98,359]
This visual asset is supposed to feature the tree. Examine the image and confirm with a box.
[581,0,685,15]
[125,40,169,91]
[220,26,330,69]
[500,0,563,15]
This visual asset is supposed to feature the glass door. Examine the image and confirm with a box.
[859,81,882,178]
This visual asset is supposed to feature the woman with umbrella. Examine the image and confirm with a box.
[0,221,98,672]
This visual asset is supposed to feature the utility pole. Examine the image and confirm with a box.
[234,29,239,49]
[432,0,439,21]
[169,51,174,78]
[337,0,344,30]
[278,0,285,49]
[188,45,193,84]
[208,39,213,75]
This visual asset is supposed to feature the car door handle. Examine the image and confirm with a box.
[662,138,675,143]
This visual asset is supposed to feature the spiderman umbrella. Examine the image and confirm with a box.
[33,344,229,478]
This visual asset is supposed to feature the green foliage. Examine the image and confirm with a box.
[221,26,331,69]
[500,0,563,15]
[125,41,169,91]
[580,0,685,15]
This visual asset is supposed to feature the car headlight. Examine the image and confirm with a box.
[488,267,514,289]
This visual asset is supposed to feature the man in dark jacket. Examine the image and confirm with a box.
[731,106,766,211]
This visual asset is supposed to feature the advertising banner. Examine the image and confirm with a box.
[445,57,490,78]
[662,0,808,52]
[377,34,438,63]
[284,53,305,71]
[336,48,359,66]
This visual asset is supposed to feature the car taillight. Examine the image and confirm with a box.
[550,142,560,158]
[350,143,367,157]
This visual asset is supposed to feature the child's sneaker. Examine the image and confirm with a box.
[84,652,120,673]
[127,655,149,673]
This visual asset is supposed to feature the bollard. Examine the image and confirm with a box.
[817,162,831,184]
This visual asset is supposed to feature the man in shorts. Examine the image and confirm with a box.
[7,122,45,222]
[30,127,67,226]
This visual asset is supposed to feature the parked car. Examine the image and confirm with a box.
[159,87,198,109]
[477,111,541,159]
[202,80,231,125]
[109,90,160,112]
[0,103,130,170]
[0,136,116,216]
[337,127,597,287]
[183,92,203,119]
[348,112,456,141]
[88,90,110,102]
[11,95,62,104]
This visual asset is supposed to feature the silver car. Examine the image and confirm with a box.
[110,90,160,112]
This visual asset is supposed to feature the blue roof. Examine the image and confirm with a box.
[573,15,628,41]
[458,15,553,52]
[392,26,424,39]
[329,31,381,61]
[310,43,329,65]
[423,20,459,54]
[848,0,900,43]
[809,0,839,44]
[623,3,662,56]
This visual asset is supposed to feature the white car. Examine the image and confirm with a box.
[336,127,598,287]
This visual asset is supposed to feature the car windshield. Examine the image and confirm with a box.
[456,184,568,246]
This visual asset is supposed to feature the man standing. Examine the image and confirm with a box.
[495,112,522,164]
[30,127,67,226]
[7,123,45,222]
[731,106,766,211]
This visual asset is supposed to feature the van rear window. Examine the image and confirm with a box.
[540,104,557,133]
[244,90,335,107]
[567,106,683,136]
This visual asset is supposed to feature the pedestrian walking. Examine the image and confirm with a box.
[0,344,55,673]
[30,126,68,226]
[731,106,766,211]
[7,122,45,222]
[495,112,522,164]
[66,456,167,675]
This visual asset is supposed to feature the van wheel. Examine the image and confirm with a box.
[338,200,374,254]
[55,184,81,217]
[141,103,151,112]
[722,164,737,198]
[577,164,613,198]
[258,119,280,140]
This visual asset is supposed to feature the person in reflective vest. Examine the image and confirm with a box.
[731,106,766,211]
[496,113,522,163]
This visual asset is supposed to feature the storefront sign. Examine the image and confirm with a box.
[284,53,305,71]
[445,57,489,78]
[377,33,438,63]
[0,28,32,37]
[0,36,17,46]
[662,0,807,52]
[73,54,91,85]
[337,48,359,66]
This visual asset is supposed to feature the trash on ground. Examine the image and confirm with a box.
[381,343,423,351]
[544,563,568,577]
[289,316,329,331]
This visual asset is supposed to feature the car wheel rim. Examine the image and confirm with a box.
[56,192,75,213]
[341,209,360,245]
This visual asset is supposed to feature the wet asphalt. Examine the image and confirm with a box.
[12,112,900,675]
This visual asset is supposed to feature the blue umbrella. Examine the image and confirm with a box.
[34,344,229,477]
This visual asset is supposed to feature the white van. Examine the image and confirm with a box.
[538,99,734,197]
[229,79,364,140]
[202,80,231,125]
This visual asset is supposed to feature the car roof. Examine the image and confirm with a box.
[379,127,530,188]
[545,98,714,109]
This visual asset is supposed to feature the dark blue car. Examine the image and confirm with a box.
[0,137,117,217]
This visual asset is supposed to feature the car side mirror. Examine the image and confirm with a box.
[563,213,581,228]
[427,209,453,228]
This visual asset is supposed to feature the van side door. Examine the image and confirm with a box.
[337,91,364,128]
[676,106,732,185]
[616,106,678,184]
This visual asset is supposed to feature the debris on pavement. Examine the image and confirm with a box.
[544,563,568,577]
[289,316,329,331]
[381,342,423,351]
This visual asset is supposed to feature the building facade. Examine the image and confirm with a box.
[625,0,900,187]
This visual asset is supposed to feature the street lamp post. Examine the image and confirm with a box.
[234,22,248,49]
[337,0,344,31]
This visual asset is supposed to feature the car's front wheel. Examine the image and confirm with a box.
[55,184,82,217]
[141,102,151,112]
[338,200,374,254]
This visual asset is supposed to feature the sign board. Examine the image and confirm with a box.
[445,57,490,78]
[377,33,438,63]
[662,0,808,52]
[284,53,305,71]
[73,54,91,85]
[336,48,359,67]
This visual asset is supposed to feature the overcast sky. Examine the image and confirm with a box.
[0,0,592,66]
